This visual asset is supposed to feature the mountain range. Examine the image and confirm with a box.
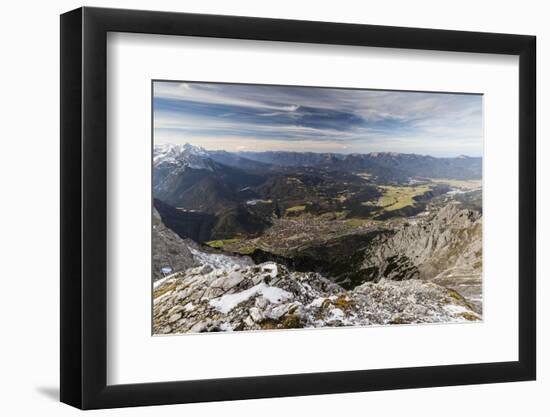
[155,143,482,180]
[235,149,481,180]
[153,143,481,242]
[152,143,483,333]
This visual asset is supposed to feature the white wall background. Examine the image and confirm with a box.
[0,0,545,415]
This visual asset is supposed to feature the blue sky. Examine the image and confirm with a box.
[153,81,483,157]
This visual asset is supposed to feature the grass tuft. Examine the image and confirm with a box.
[286,205,306,213]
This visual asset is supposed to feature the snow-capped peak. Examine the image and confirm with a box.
[182,142,208,156]
[153,143,213,171]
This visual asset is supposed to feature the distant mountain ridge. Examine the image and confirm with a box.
[154,143,481,181]
[237,150,481,180]
[237,150,345,168]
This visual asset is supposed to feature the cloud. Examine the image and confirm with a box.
[153,81,483,157]
[154,82,302,113]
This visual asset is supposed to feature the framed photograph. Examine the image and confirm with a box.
[60,7,536,409]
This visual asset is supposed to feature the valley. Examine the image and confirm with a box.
[152,143,483,333]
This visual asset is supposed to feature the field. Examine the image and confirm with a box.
[375,185,432,211]
[429,178,482,190]
[205,237,243,248]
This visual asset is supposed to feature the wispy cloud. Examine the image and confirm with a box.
[153,81,483,157]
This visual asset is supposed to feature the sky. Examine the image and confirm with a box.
[153,81,483,157]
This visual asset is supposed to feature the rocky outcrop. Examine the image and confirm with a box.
[153,257,481,335]
[152,208,198,281]
[152,207,255,281]
[152,202,483,334]
[361,203,482,311]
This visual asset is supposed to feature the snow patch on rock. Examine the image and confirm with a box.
[210,282,291,314]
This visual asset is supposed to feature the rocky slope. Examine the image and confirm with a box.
[152,208,198,281]
[152,206,255,281]
[152,199,483,333]
[153,255,481,334]
[360,203,482,311]
[153,143,265,212]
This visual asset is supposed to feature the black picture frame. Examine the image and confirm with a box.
[60,6,536,410]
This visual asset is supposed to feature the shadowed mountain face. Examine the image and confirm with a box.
[154,146,266,213]
[154,198,272,243]
[154,198,216,243]
[152,207,197,280]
